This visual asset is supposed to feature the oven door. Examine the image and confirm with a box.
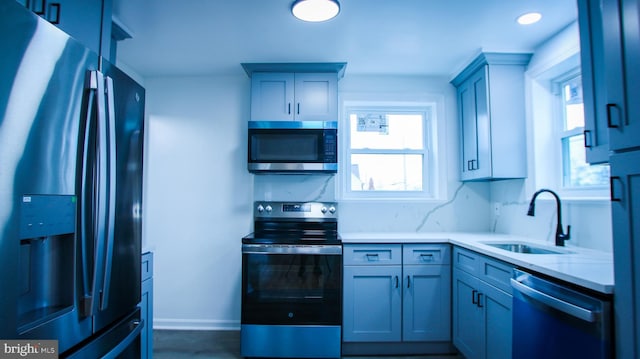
[241,244,342,325]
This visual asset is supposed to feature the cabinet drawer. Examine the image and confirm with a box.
[403,244,450,265]
[343,244,402,265]
[480,257,513,294]
[142,251,153,281]
[453,247,480,274]
[453,246,514,294]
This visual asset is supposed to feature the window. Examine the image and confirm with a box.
[556,75,610,188]
[341,104,436,200]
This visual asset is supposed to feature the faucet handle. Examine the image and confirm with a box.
[562,225,571,241]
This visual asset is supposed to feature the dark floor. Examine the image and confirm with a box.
[153,330,463,359]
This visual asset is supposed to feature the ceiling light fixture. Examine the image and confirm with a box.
[292,0,340,22]
[517,12,542,25]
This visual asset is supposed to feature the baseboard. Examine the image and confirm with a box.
[153,318,240,331]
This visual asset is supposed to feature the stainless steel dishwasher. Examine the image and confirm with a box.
[511,269,613,359]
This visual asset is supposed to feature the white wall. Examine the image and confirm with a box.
[252,75,492,233]
[141,27,613,328]
[143,74,253,329]
[489,22,613,252]
[336,75,491,233]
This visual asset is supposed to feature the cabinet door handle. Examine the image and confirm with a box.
[472,289,478,304]
[610,176,622,202]
[606,103,620,128]
[583,130,593,148]
[395,275,399,288]
[48,3,60,24]
[477,293,484,308]
[407,275,411,288]
[419,253,434,262]
[297,103,300,115]
[467,159,477,171]
[365,253,379,261]
[29,0,46,15]
[287,103,291,115]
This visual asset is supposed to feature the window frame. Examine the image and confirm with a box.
[552,70,610,195]
[339,101,438,201]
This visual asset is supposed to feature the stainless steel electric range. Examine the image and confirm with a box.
[241,201,342,358]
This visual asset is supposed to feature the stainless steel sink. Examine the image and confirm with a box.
[483,242,572,254]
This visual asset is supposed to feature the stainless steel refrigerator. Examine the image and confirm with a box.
[0,1,145,357]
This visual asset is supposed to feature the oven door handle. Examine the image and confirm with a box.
[242,244,342,255]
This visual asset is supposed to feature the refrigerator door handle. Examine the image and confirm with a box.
[80,70,96,316]
[80,70,108,317]
[87,70,109,316]
[511,276,599,322]
[100,75,117,311]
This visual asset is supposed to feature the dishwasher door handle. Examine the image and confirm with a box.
[510,277,599,323]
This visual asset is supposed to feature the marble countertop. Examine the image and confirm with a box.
[340,232,614,294]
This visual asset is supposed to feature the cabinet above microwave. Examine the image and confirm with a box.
[241,63,347,122]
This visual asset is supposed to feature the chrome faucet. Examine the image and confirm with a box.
[527,189,571,246]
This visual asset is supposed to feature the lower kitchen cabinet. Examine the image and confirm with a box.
[342,243,454,355]
[452,247,513,359]
[141,252,154,359]
[343,264,402,342]
[402,264,451,342]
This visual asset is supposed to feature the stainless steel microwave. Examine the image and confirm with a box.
[248,121,338,173]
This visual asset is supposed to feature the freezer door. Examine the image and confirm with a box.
[0,0,98,353]
[92,60,145,332]
[64,309,143,359]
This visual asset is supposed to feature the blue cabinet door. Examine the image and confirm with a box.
[250,73,295,121]
[294,73,338,122]
[458,68,486,180]
[140,252,153,359]
[578,0,615,163]
[18,0,107,56]
[478,279,512,359]
[619,0,640,151]
[402,265,451,342]
[343,265,402,342]
[453,268,483,358]
[610,151,640,358]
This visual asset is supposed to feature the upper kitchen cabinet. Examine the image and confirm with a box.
[16,0,112,58]
[242,63,347,121]
[578,0,640,161]
[577,0,619,163]
[619,0,640,151]
[451,52,531,181]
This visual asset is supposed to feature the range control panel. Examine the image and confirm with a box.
[254,201,337,220]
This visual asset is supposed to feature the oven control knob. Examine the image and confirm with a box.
[265,205,272,213]
[257,204,264,213]
[329,206,336,214]
[321,206,328,214]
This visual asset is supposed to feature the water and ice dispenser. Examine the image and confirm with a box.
[18,194,76,331]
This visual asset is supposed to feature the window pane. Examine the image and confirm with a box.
[350,154,423,191]
[563,77,584,130]
[562,134,610,187]
[350,113,423,150]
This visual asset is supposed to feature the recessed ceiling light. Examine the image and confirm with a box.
[292,0,340,22]
[517,12,542,25]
